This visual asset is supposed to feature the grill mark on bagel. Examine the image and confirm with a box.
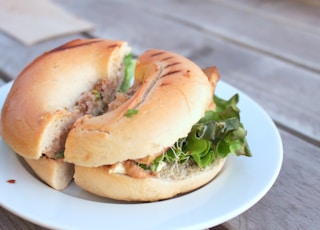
[49,39,103,53]
[160,82,170,87]
[161,56,174,61]
[107,44,119,49]
[150,51,165,57]
[161,70,182,78]
[164,62,180,69]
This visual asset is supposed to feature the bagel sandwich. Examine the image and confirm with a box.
[0,38,251,201]
[64,48,251,201]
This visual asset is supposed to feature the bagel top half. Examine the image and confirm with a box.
[64,50,216,167]
[0,39,131,160]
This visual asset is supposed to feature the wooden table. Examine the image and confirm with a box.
[1,0,319,229]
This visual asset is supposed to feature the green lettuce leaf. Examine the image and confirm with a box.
[138,93,252,171]
[120,54,136,92]
[124,109,138,118]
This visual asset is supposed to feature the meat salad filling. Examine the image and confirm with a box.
[49,83,137,159]
[48,54,137,159]
[72,54,138,116]
[72,79,139,116]
[46,78,118,159]
[72,79,117,117]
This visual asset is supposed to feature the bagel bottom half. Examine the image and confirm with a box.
[24,157,74,190]
[74,157,227,202]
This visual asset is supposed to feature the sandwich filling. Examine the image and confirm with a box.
[71,54,137,117]
[49,54,136,159]
[105,94,252,179]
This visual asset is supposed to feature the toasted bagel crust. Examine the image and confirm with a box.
[74,157,226,201]
[64,50,218,167]
[0,39,131,160]
[74,158,226,201]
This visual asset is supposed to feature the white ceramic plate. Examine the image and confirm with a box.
[0,81,283,230]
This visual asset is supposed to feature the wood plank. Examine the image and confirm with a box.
[54,0,320,142]
[124,0,320,73]
[222,129,320,230]
[0,32,88,79]
[215,0,320,35]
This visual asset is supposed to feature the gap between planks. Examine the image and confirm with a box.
[209,0,320,36]
[275,121,320,148]
[0,69,12,83]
